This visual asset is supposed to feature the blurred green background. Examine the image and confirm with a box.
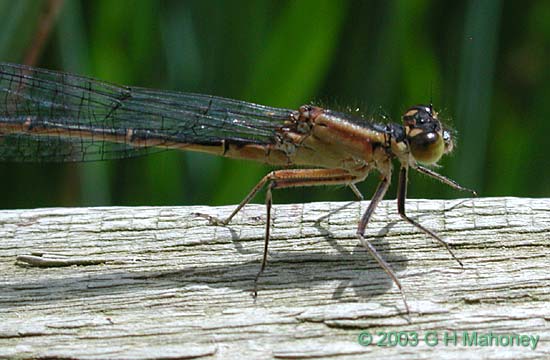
[0,0,548,209]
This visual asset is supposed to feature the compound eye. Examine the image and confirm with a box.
[409,131,445,164]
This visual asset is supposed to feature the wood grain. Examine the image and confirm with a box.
[0,197,548,359]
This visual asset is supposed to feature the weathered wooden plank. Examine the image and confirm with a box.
[0,197,548,359]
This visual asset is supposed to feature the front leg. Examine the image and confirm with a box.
[398,165,463,267]
[414,165,477,196]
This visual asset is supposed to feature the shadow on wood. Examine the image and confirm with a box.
[0,197,548,358]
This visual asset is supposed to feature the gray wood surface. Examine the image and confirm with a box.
[0,197,548,359]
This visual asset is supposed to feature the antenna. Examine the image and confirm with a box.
[429,81,434,109]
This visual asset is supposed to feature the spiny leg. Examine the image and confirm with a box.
[254,181,274,294]
[356,175,410,315]
[398,166,463,267]
[414,165,477,196]
[195,171,273,226]
[197,168,361,295]
[199,169,357,225]
[349,183,364,200]
[251,169,363,295]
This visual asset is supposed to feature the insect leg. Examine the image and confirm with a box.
[398,166,463,267]
[349,183,364,200]
[414,165,477,196]
[250,168,361,295]
[355,174,410,315]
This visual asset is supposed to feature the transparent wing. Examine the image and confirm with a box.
[0,134,159,162]
[0,62,294,162]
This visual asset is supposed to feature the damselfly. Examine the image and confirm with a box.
[0,62,476,314]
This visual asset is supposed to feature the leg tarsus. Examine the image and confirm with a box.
[398,166,463,268]
[357,232,410,315]
[253,182,274,297]
[194,171,275,227]
[356,173,410,315]
[349,183,364,200]
[398,213,464,268]
[414,165,477,196]
[194,212,229,226]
